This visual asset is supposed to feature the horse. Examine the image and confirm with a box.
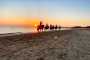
[55,25,58,29]
[50,24,54,30]
[37,24,44,32]
[44,24,49,30]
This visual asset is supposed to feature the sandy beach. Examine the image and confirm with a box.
[0,29,90,60]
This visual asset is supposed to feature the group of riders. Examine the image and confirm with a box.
[37,21,61,31]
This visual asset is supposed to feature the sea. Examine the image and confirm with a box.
[0,27,71,34]
[0,27,37,34]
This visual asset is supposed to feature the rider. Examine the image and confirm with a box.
[37,21,44,31]
[40,21,43,25]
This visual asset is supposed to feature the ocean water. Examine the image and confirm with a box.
[0,27,71,34]
[0,27,37,34]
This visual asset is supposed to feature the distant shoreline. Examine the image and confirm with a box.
[0,27,71,34]
[0,28,89,38]
[0,29,71,38]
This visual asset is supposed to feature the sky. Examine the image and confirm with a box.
[0,0,90,27]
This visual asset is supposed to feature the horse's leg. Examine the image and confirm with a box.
[39,29,41,32]
[42,28,44,31]
[37,28,39,32]
[41,29,43,32]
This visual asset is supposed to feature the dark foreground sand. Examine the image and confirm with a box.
[0,29,90,60]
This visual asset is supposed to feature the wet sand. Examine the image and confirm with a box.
[0,29,90,60]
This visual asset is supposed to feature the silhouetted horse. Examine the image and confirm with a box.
[55,25,58,29]
[50,24,54,30]
[58,26,61,29]
[37,25,44,32]
[37,21,44,32]
[37,21,61,31]
[44,24,49,30]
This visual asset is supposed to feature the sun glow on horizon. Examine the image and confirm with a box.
[0,0,90,27]
[0,17,41,27]
[0,17,90,27]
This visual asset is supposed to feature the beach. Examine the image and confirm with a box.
[0,29,90,60]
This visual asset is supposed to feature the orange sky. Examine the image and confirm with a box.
[0,17,90,27]
[0,0,90,27]
[0,17,40,27]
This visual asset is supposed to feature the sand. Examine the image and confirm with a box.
[0,29,90,60]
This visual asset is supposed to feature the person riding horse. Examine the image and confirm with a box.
[37,21,61,32]
[37,21,44,32]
